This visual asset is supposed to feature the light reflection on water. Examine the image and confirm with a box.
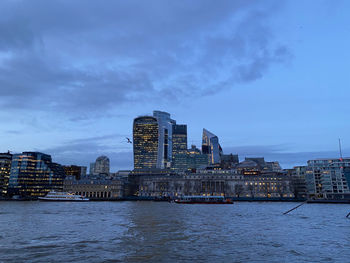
[0,201,349,263]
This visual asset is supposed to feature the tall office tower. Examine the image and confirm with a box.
[171,124,188,171]
[133,116,159,169]
[0,152,12,196]
[202,128,223,165]
[172,124,187,155]
[94,156,110,175]
[153,111,176,169]
[7,152,65,198]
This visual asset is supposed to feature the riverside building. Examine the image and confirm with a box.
[135,169,295,199]
[0,152,12,196]
[63,177,124,199]
[7,152,66,198]
[305,158,350,198]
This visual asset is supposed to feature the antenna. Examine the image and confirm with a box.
[339,138,343,161]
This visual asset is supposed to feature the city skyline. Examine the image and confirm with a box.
[0,1,349,171]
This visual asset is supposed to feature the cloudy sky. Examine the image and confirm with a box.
[1,0,349,171]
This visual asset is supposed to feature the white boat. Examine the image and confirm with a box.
[38,191,89,201]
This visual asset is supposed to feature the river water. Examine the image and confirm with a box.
[0,201,349,263]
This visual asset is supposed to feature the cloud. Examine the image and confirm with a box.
[0,0,291,117]
[39,134,134,171]
[224,144,350,168]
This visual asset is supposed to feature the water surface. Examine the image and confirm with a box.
[0,201,349,262]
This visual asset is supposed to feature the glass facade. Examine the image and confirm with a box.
[7,152,65,198]
[153,111,175,169]
[172,124,187,155]
[202,128,222,165]
[133,116,159,169]
[63,165,86,180]
[0,152,12,196]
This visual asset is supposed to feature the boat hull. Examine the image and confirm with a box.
[38,197,89,202]
[174,200,233,204]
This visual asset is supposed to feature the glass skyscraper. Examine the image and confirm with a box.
[153,111,176,169]
[7,152,66,198]
[202,129,223,165]
[133,116,159,169]
[172,124,187,155]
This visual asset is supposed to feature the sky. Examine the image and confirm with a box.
[0,0,349,171]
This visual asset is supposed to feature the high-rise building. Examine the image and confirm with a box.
[0,152,12,196]
[133,116,159,169]
[94,156,110,175]
[153,111,176,169]
[172,124,187,156]
[7,152,66,198]
[202,129,222,165]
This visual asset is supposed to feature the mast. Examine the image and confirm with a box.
[339,138,343,161]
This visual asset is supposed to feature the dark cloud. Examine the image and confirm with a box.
[0,0,291,116]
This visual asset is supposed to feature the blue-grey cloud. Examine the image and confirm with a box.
[0,0,291,117]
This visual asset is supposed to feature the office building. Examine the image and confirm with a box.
[172,124,187,155]
[202,129,222,165]
[94,156,110,175]
[7,152,66,198]
[133,116,159,169]
[63,165,87,180]
[0,152,12,196]
[153,111,176,169]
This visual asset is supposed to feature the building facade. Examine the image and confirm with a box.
[135,170,295,199]
[202,129,222,165]
[94,156,110,175]
[153,111,176,169]
[133,116,159,169]
[63,177,124,199]
[306,158,350,198]
[63,165,87,180]
[7,152,66,198]
[0,152,12,196]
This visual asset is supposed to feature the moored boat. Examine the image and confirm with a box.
[174,195,233,204]
[38,191,89,201]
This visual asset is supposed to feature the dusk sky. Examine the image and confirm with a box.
[1,0,349,171]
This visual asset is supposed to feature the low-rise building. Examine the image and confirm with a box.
[63,177,124,199]
[134,169,295,199]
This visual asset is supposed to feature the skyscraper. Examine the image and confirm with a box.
[133,116,159,169]
[172,124,187,155]
[202,128,222,165]
[94,156,110,175]
[153,111,176,169]
[7,152,65,198]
